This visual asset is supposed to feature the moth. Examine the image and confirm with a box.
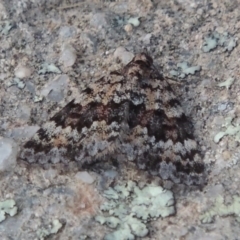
[19,53,205,186]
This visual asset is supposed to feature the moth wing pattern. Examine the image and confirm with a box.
[20,53,205,186]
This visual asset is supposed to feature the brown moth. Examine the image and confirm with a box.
[20,53,205,186]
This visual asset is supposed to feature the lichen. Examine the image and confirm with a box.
[201,195,240,224]
[127,17,140,27]
[7,78,25,89]
[218,32,237,52]
[217,77,235,90]
[202,32,220,52]
[33,95,43,103]
[214,116,240,143]
[0,199,18,223]
[36,219,63,240]
[170,62,201,78]
[111,15,140,29]
[202,31,237,53]
[38,63,61,74]
[95,181,175,239]
[0,21,14,35]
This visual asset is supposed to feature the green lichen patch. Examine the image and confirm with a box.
[7,78,26,89]
[0,199,18,223]
[33,95,44,103]
[218,32,238,52]
[36,219,63,240]
[200,195,240,224]
[96,181,175,240]
[214,116,240,143]
[217,77,235,90]
[202,31,237,53]
[170,62,201,79]
[38,63,61,74]
[127,17,140,27]
[0,21,14,35]
[202,32,220,52]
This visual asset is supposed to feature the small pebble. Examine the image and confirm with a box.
[5,126,40,140]
[59,26,76,38]
[59,44,77,67]
[0,138,18,172]
[114,47,134,65]
[41,75,69,102]
[124,23,133,33]
[222,150,231,161]
[16,104,31,121]
[141,33,152,44]
[15,65,32,79]
[90,13,108,28]
[75,171,95,184]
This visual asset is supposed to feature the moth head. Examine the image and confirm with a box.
[123,53,155,80]
[132,53,153,68]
